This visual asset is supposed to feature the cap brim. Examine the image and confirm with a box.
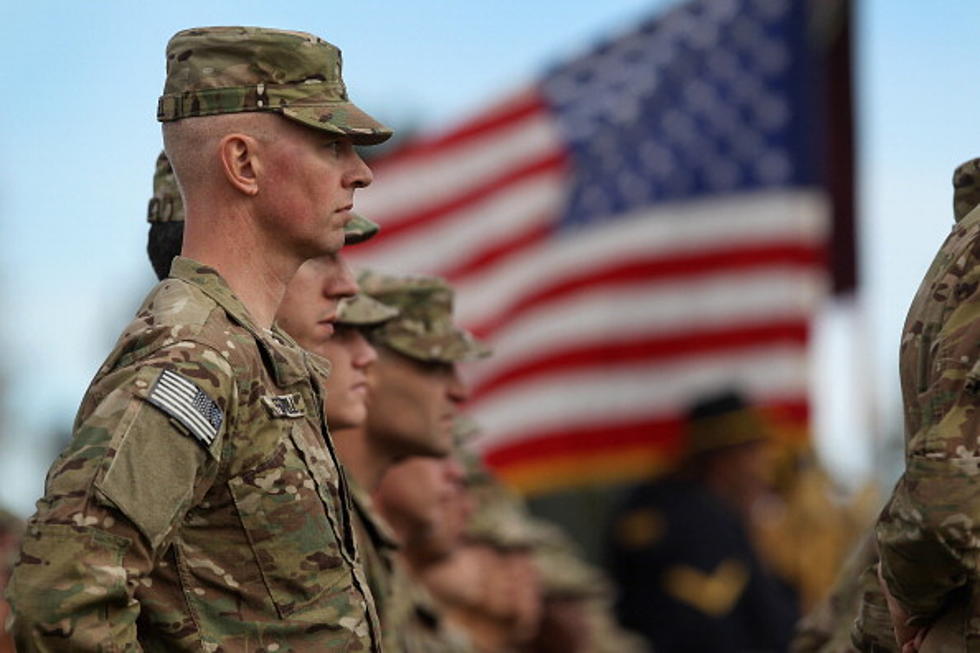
[335,294,399,326]
[282,102,392,145]
[344,213,380,245]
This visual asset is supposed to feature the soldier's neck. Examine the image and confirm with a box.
[331,425,397,492]
[182,212,299,330]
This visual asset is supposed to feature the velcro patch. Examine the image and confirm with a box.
[261,393,305,418]
[147,369,223,446]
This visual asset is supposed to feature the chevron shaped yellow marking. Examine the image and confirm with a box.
[662,559,749,616]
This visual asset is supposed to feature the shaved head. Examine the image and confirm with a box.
[162,113,278,199]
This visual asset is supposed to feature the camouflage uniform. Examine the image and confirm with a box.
[6,26,392,652]
[790,531,893,653]
[354,271,488,652]
[872,157,980,650]
[8,260,380,651]
[789,160,980,653]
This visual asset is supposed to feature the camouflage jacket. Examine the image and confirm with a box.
[396,579,474,653]
[6,257,380,652]
[876,198,980,634]
[789,531,895,653]
[349,478,400,649]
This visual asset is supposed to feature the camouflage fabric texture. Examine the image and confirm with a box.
[358,269,491,363]
[158,26,392,145]
[789,531,895,653]
[395,577,475,653]
[147,150,381,245]
[347,478,401,649]
[875,156,980,643]
[6,257,380,652]
[336,293,399,327]
[460,441,649,652]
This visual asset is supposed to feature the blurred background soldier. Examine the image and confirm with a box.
[375,455,476,652]
[606,390,799,652]
[417,419,648,653]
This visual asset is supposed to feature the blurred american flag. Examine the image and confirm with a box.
[350,0,848,495]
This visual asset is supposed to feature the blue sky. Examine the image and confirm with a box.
[0,0,978,511]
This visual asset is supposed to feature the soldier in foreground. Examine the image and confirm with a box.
[871,157,980,651]
[7,26,390,651]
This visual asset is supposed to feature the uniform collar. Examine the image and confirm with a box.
[348,477,401,551]
[169,256,309,388]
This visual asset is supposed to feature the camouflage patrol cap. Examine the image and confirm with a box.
[532,524,610,600]
[343,213,380,245]
[158,26,392,145]
[147,151,185,224]
[465,486,548,551]
[358,269,491,363]
[147,150,380,244]
[953,157,980,221]
[335,293,398,327]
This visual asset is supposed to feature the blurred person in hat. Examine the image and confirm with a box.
[528,518,649,653]
[421,474,546,653]
[8,27,391,651]
[606,389,798,652]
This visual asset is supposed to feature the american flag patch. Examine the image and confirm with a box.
[147,369,224,446]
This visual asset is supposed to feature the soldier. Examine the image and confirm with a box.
[431,430,648,653]
[870,156,980,651]
[332,270,489,651]
[789,159,980,653]
[606,390,798,653]
[7,26,391,651]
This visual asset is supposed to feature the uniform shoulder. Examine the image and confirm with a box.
[103,278,258,376]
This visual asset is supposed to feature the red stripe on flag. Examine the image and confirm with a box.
[440,220,555,282]
[482,398,810,471]
[470,242,827,339]
[355,150,568,247]
[470,320,811,402]
[367,90,548,170]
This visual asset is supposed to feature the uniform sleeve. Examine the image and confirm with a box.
[876,259,980,624]
[875,455,977,624]
[6,344,235,652]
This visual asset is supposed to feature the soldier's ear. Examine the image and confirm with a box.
[218,133,260,197]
